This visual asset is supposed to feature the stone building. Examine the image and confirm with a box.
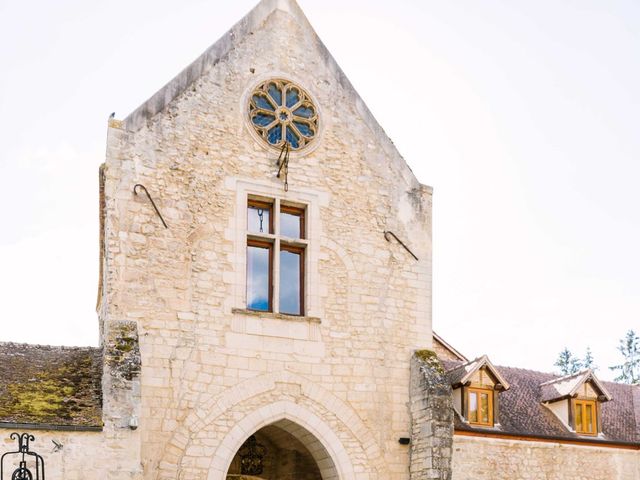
[436,348,640,479]
[0,0,638,479]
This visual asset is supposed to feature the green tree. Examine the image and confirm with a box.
[554,348,582,376]
[582,347,596,371]
[609,330,640,384]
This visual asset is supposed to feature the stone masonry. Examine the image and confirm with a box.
[99,0,433,478]
[452,435,640,480]
[410,351,454,480]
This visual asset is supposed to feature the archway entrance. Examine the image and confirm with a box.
[225,419,337,480]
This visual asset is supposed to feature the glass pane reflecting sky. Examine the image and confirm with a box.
[280,250,301,315]
[281,211,301,238]
[247,245,269,311]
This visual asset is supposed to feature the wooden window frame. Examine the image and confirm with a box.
[573,399,598,436]
[246,239,273,313]
[245,197,307,316]
[280,204,306,239]
[247,199,274,234]
[467,387,494,427]
[279,244,305,315]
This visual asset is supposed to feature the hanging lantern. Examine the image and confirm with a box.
[239,435,267,476]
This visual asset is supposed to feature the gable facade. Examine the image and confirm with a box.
[99,0,432,478]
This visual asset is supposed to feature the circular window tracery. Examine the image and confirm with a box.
[248,79,318,151]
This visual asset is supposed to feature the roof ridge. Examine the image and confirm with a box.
[495,364,639,391]
[539,370,589,386]
[495,364,578,380]
[496,364,557,376]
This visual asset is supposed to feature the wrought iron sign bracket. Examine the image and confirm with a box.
[1,432,45,480]
[384,230,419,261]
[133,184,168,229]
[276,142,290,192]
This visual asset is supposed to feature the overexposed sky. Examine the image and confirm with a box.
[0,0,638,379]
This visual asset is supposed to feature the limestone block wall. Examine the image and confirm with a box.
[0,427,138,480]
[100,1,433,478]
[452,434,640,480]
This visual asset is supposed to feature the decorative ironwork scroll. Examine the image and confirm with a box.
[1,433,45,480]
[239,435,266,476]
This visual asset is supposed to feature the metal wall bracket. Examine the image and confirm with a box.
[276,142,290,192]
[384,230,419,261]
[133,184,168,229]
[1,432,45,480]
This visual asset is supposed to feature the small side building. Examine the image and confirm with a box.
[424,340,640,480]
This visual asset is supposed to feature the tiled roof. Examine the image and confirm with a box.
[539,369,612,403]
[634,386,640,440]
[443,360,639,445]
[444,361,472,387]
[0,343,103,428]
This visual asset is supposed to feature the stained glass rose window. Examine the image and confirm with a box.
[248,79,318,150]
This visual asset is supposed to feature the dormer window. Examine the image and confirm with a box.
[445,356,510,429]
[540,369,611,437]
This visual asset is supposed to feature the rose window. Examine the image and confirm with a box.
[248,79,318,150]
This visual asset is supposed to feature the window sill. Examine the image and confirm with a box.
[468,423,495,428]
[232,308,321,324]
[464,421,502,431]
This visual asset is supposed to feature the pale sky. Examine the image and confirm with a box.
[1,0,638,380]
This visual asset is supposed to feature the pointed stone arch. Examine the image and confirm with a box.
[155,371,390,479]
[207,401,350,480]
